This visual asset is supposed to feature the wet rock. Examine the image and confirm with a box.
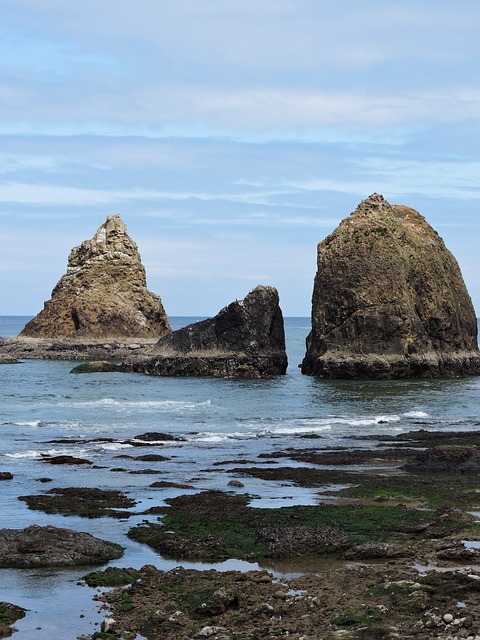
[124,286,288,378]
[227,480,245,488]
[134,432,186,442]
[0,524,123,568]
[0,602,27,637]
[302,193,480,379]
[194,587,239,616]
[0,472,13,481]
[70,360,121,373]
[344,542,414,560]
[41,455,92,465]
[95,562,480,640]
[116,453,170,461]
[20,214,170,340]
[404,445,480,472]
[82,566,140,587]
[18,486,136,518]
[258,525,349,557]
[149,481,194,489]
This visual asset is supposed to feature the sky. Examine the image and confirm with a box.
[1,0,480,317]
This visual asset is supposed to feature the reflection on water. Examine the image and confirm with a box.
[3,567,104,638]
[260,555,348,578]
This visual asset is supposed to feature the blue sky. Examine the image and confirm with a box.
[1,1,480,317]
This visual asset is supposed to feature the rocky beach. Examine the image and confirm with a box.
[5,421,480,639]
[4,352,480,640]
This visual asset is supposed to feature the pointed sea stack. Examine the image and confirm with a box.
[20,215,171,340]
[125,286,288,378]
[301,194,480,379]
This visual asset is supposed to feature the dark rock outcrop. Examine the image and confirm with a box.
[19,487,136,518]
[124,286,287,378]
[302,194,480,378]
[0,524,123,568]
[20,214,170,340]
[403,445,480,473]
[0,602,26,638]
[70,360,122,373]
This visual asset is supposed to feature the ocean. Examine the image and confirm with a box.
[2,315,480,638]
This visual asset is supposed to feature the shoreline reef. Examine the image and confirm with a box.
[82,430,480,639]
[5,428,480,638]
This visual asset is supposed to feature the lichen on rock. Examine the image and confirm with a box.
[20,214,170,340]
[301,193,480,378]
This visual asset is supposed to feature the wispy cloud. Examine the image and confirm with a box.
[2,87,480,135]
[1,1,480,314]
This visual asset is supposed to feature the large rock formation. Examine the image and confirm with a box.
[20,214,170,340]
[125,286,288,378]
[0,524,123,568]
[301,194,480,378]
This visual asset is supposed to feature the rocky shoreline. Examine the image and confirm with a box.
[82,563,480,640]
[4,429,480,637]
[0,287,288,378]
[0,335,157,361]
[79,429,480,639]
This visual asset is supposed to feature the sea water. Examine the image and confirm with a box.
[2,316,480,638]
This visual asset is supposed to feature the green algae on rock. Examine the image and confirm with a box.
[0,602,26,637]
[18,487,136,518]
[127,490,461,562]
[302,194,480,379]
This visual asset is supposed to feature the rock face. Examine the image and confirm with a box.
[125,286,287,378]
[20,214,171,340]
[302,194,480,378]
[0,524,123,568]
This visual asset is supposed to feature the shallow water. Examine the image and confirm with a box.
[2,316,480,637]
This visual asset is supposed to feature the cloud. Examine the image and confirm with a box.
[1,86,479,137]
[2,1,480,139]
[286,157,480,201]
[0,182,294,206]
[1,1,480,314]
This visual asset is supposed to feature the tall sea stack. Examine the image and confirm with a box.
[301,194,480,379]
[21,215,171,340]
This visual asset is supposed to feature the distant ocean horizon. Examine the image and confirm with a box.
[0,315,312,339]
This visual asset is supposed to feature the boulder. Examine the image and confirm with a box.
[124,286,288,378]
[0,524,123,568]
[20,214,170,340]
[403,445,480,473]
[302,194,480,378]
[70,360,121,373]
